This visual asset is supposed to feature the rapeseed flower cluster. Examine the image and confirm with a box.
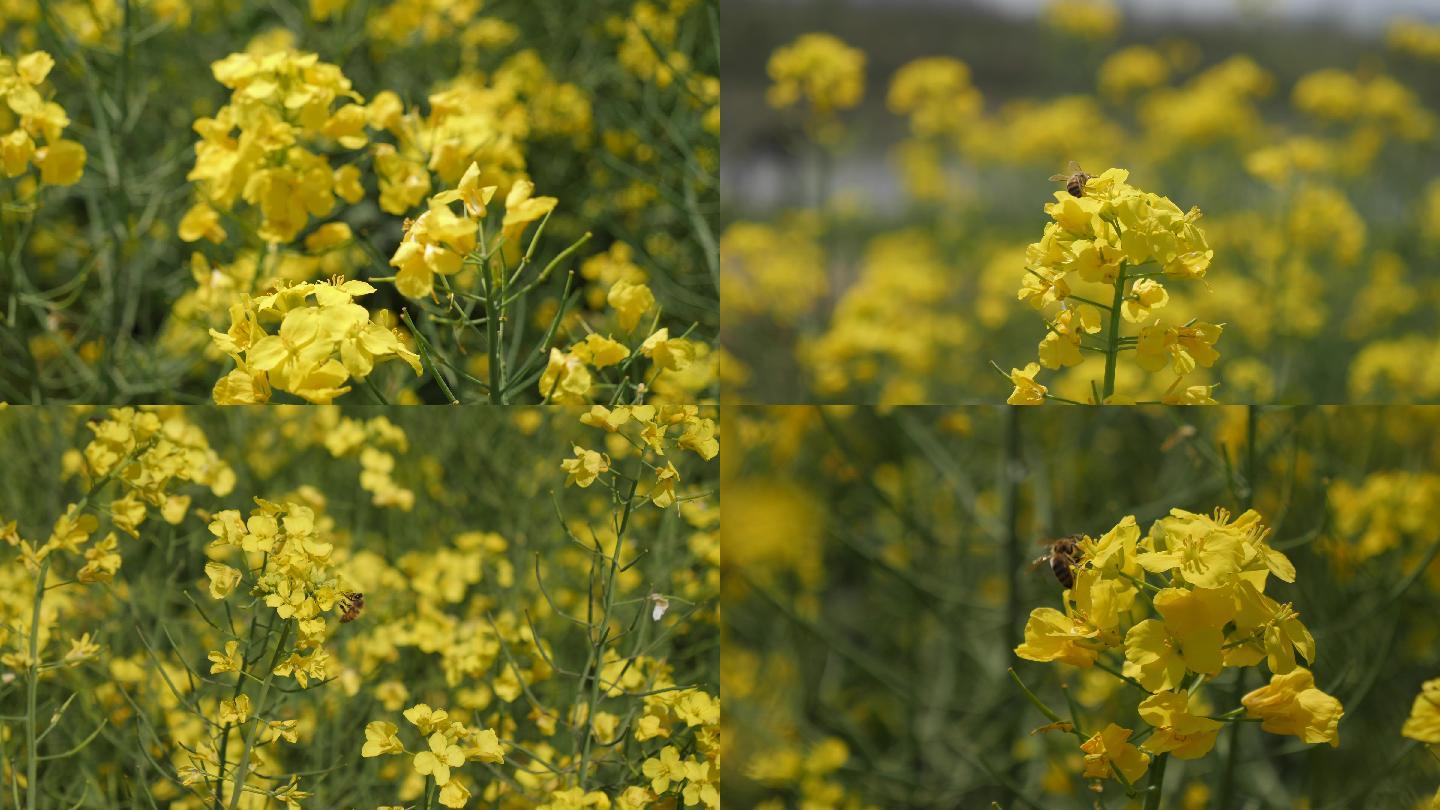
[1009,168,1219,405]
[2,408,230,667]
[1388,18,1440,61]
[388,161,550,299]
[1325,471,1440,588]
[566,403,719,510]
[182,494,357,806]
[1043,0,1121,40]
[1016,508,1344,793]
[538,279,711,407]
[887,57,983,139]
[362,703,506,808]
[209,278,421,403]
[206,498,350,655]
[635,689,721,808]
[320,412,416,509]
[766,33,866,142]
[744,737,871,810]
[719,219,828,328]
[801,232,969,406]
[184,49,371,246]
[0,49,85,188]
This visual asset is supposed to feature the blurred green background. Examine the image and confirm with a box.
[723,405,1440,808]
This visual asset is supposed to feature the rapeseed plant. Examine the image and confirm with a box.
[0,50,85,188]
[1005,168,1219,405]
[1014,508,1341,801]
[766,33,865,145]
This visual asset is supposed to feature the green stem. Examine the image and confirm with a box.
[484,272,504,404]
[1101,261,1128,402]
[400,310,460,405]
[1215,409,1258,809]
[1144,752,1169,810]
[225,621,292,810]
[576,469,639,789]
[1213,671,1246,809]
[25,557,50,810]
[1001,409,1023,804]
[1007,669,1065,728]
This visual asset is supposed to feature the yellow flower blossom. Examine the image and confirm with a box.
[887,57,982,138]
[1138,691,1222,759]
[1007,362,1048,405]
[1401,678,1440,744]
[413,731,465,786]
[571,333,630,368]
[1016,606,1100,667]
[561,446,610,488]
[219,694,251,725]
[1013,167,1217,401]
[77,533,121,583]
[438,779,470,809]
[1137,321,1223,377]
[210,279,421,404]
[641,328,696,373]
[608,279,655,333]
[209,641,243,675]
[0,51,86,186]
[1230,581,1315,674]
[362,721,405,757]
[1241,667,1343,747]
[1138,508,1250,588]
[463,727,505,763]
[641,745,688,794]
[1080,723,1149,783]
[539,349,593,404]
[501,178,558,245]
[1124,587,1233,691]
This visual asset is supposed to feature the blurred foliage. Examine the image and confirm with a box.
[721,0,1440,405]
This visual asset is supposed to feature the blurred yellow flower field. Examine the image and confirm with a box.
[0,404,718,807]
[721,0,1440,405]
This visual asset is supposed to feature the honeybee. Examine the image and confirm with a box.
[338,592,364,623]
[1049,161,1092,198]
[1032,535,1084,589]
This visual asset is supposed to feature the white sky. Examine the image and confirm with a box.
[843,0,1440,31]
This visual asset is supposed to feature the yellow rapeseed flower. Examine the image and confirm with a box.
[1138,691,1223,759]
[1079,723,1149,783]
[1401,678,1440,744]
[1241,667,1344,747]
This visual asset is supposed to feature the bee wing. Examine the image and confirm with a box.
[1069,160,1084,173]
[1048,173,1068,182]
